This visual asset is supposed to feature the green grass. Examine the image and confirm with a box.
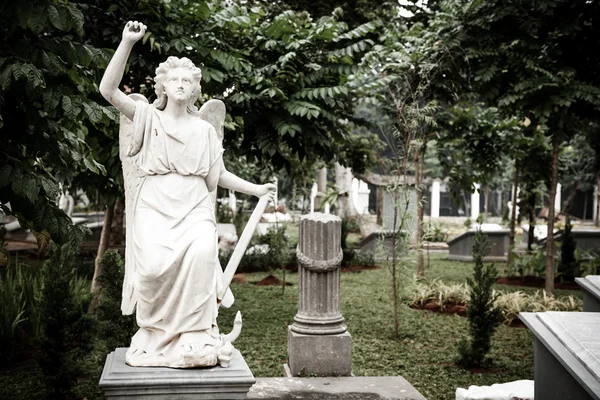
[1,254,568,400]
[218,258,538,400]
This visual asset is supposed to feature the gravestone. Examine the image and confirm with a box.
[447,224,509,262]
[576,276,600,312]
[519,312,600,400]
[288,213,351,376]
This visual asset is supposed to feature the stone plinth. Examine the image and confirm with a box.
[577,276,600,312]
[288,213,351,376]
[99,348,255,399]
[520,312,600,400]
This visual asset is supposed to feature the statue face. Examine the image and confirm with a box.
[164,68,196,104]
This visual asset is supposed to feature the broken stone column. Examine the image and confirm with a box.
[288,213,351,376]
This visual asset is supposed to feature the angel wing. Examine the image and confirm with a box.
[119,93,148,315]
[198,99,235,308]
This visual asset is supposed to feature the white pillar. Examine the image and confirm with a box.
[555,183,562,212]
[471,183,480,220]
[310,182,318,214]
[431,179,441,218]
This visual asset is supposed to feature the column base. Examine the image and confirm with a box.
[287,326,352,377]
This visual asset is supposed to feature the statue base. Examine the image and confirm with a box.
[99,348,255,399]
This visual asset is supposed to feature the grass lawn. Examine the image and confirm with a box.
[1,254,565,400]
[219,254,541,400]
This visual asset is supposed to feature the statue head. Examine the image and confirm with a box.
[153,56,202,114]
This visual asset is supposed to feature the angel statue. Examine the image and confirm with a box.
[99,21,276,369]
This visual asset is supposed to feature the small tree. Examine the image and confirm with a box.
[38,245,94,400]
[96,250,137,350]
[558,217,577,281]
[457,229,502,369]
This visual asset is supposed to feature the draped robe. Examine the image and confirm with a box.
[126,101,225,363]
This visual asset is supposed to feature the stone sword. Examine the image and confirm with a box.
[218,194,271,301]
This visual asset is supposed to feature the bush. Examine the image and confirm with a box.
[38,245,94,400]
[558,217,577,281]
[423,222,448,242]
[96,250,137,351]
[456,230,502,369]
[0,263,44,363]
[464,218,472,230]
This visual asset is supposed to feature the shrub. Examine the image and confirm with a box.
[423,222,448,242]
[409,280,583,325]
[38,245,94,400]
[558,217,577,281]
[96,250,137,351]
[456,230,502,369]
[464,218,472,230]
[0,263,44,363]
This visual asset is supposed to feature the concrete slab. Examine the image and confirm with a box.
[248,377,426,400]
[520,312,600,400]
[576,276,600,312]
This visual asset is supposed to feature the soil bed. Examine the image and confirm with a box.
[496,276,580,290]
[410,300,525,328]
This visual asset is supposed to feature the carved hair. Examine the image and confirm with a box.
[152,56,202,114]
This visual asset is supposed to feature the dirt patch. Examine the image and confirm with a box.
[496,276,581,290]
[232,274,247,284]
[410,300,468,317]
[341,265,382,273]
[255,274,292,286]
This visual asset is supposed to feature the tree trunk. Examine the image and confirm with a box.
[391,191,399,338]
[109,197,124,247]
[415,144,424,277]
[595,176,600,227]
[90,202,115,311]
[376,186,384,226]
[528,193,536,253]
[507,166,519,267]
[545,131,561,295]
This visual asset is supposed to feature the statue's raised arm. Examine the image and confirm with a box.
[99,21,147,121]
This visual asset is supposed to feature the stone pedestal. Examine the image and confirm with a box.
[99,348,255,399]
[288,213,351,376]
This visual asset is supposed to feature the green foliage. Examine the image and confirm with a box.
[463,217,472,230]
[0,0,112,249]
[558,217,577,281]
[0,263,43,363]
[456,230,502,369]
[38,246,94,400]
[258,224,290,269]
[96,250,137,351]
[423,222,447,243]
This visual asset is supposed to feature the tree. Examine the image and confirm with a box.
[0,1,113,260]
[456,229,501,369]
[435,0,600,294]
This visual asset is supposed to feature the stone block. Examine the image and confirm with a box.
[99,348,255,399]
[287,327,351,377]
[248,377,426,400]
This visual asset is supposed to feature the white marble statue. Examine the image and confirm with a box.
[99,21,276,369]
